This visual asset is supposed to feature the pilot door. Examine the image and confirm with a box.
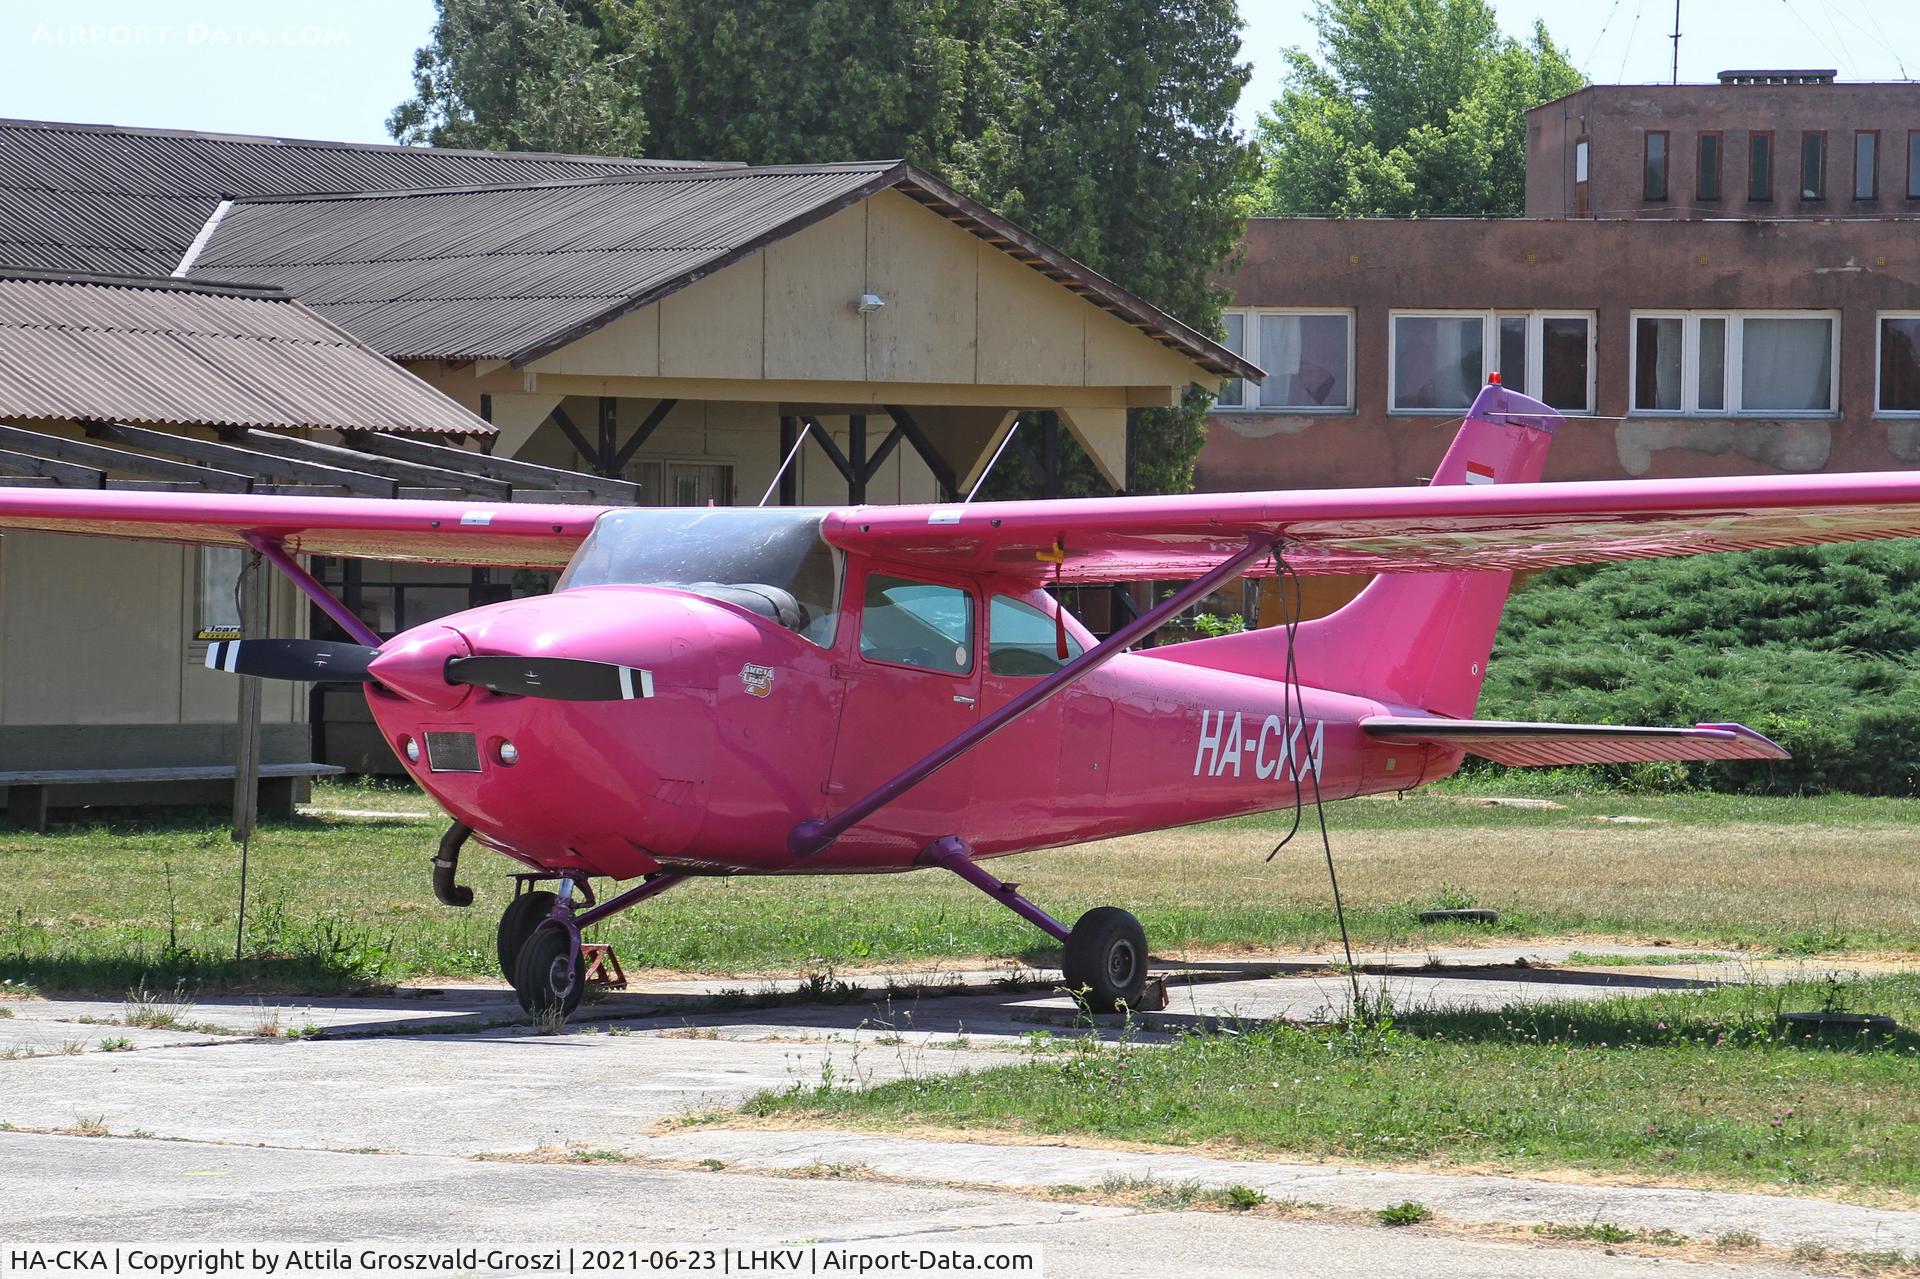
[827,565,982,847]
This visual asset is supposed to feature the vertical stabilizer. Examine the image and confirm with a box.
[1155,383,1562,718]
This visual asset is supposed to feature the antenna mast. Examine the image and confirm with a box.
[1670,0,1681,84]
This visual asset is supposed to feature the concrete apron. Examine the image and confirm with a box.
[0,944,1912,1264]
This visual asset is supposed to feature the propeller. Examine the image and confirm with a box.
[444,656,653,701]
[205,639,376,682]
[205,639,652,703]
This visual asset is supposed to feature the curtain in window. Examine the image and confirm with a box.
[1882,319,1920,412]
[1260,314,1349,408]
[1394,316,1480,410]
[1741,318,1832,411]
[1634,318,1682,411]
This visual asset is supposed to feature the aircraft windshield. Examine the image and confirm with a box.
[557,508,842,646]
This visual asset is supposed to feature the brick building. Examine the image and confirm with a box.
[1201,73,1920,494]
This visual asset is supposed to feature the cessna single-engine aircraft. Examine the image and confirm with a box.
[13,383,1920,1017]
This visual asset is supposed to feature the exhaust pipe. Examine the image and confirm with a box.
[432,822,474,907]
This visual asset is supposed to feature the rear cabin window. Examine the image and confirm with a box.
[859,574,974,674]
[988,595,1084,676]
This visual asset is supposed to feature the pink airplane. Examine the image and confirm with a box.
[11,383,1920,1019]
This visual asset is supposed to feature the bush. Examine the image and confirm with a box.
[1476,542,1920,795]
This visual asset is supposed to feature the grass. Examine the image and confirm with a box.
[746,974,1920,1198]
[0,777,1915,993]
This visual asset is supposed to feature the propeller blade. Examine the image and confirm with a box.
[444,656,654,702]
[205,639,378,682]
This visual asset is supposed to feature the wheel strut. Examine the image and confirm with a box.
[916,836,1070,942]
[918,835,1155,1013]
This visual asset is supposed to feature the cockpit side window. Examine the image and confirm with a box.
[858,573,974,675]
[988,594,1083,676]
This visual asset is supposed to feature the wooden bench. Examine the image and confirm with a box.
[0,762,345,831]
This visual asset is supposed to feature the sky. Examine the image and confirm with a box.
[0,1,1914,147]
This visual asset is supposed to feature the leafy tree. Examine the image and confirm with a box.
[634,0,987,168]
[1257,0,1583,217]
[388,0,649,155]
[959,0,1257,496]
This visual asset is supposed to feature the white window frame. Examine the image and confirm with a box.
[1875,311,1920,417]
[1629,310,1840,418]
[1387,309,1596,416]
[1215,307,1354,413]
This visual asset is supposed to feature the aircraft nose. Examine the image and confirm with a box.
[366,625,471,709]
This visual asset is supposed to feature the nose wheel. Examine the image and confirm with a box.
[496,889,557,985]
[514,922,585,1020]
[1061,906,1148,1013]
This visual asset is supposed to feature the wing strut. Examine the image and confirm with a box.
[787,533,1279,858]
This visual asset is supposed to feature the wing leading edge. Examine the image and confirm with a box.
[0,488,608,567]
[1361,717,1788,767]
[822,471,1920,585]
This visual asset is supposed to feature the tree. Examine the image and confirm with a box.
[958,0,1258,496]
[388,0,649,155]
[1256,0,1583,217]
[635,0,986,168]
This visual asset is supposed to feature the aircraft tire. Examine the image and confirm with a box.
[513,922,584,1021]
[496,890,558,988]
[1062,906,1148,1013]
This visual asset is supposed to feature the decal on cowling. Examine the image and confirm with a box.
[1192,709,1324,781]
[738,662,776,698]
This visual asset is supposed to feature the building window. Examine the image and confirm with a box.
[1631,311,1837,417]
[1574,138,1590,216]
[1749,131,1773,201]
[1909,131,1920,199]
[1855,130,1879,200]
[1877,315,1920,414]
[195,547,244,641]
[1217,311,1245,407]
[1390,311,1593,415]
[1799,131,1825,200]
[1644,131,1669,201]
[1215,309,1353,412]
[1697,132,1722,201]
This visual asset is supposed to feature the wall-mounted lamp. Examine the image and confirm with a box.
[854,293,886,314]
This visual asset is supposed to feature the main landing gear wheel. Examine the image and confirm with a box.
[1061,906,1148,1013]
[496,890,557,987]
[513,923,584,1021]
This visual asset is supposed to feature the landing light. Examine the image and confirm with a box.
[497,740,519,766]
[402,736,420,764]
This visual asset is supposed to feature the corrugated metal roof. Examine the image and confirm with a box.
[188,163,1259,380]
[0,268,493,434]
[0,117,730,276]
[192,163,896,360]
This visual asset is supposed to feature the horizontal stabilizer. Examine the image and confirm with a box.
[1360,717,1788,767]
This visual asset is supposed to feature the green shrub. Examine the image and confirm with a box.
[1477,542,1920,795]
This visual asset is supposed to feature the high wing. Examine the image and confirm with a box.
[1361,717,1788,767]
[0,488,609,567]
[821,473,1920,584]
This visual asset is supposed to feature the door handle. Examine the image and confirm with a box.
[953,694,976,706]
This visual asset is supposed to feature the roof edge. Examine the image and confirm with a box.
[0,115,739,171]
[231,159,906,206]
[0,266,292,299]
